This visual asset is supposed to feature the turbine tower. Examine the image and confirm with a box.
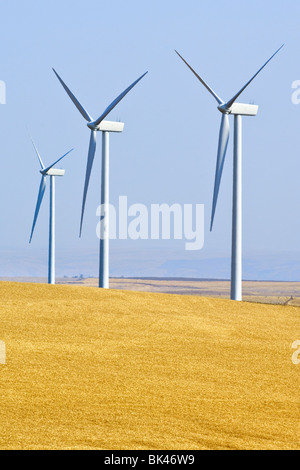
[29,136,73,285]
[176,45,284,301]
[53,68,148,289]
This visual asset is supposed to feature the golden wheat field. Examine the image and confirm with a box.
[0,281,299,450]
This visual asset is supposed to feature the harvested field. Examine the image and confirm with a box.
[0,281,299,450]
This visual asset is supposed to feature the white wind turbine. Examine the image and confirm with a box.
[53,69,148,289]
[29,136,74,284]
[176,45,284,301]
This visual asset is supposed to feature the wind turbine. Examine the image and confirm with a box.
[29,136,74,285]
[175,45,284,301]
[53,68,148,289]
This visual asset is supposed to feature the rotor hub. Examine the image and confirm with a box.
[87,122,97,131]
[218,104,231,115]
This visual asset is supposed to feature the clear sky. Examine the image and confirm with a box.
[0,0,300,280]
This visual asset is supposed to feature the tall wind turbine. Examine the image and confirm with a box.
[53,68,148,289]
[29,136,73,285]
[175,45,284,301]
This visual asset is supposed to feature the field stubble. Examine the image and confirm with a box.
[0,281,299,450]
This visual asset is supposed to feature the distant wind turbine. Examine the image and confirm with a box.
[29,135,73,284]
[175,45,284,301]
[53,68,148,288]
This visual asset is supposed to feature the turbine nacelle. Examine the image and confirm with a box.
[218,102,259,116]
[87,120,125,133]
[40,168,65,177]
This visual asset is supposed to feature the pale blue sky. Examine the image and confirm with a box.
[0,0,299,280]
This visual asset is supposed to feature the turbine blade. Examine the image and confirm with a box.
[79,130,97,237]
[29,175,47,243]
[29,134,45,170]
[52,68,93,122]
[210,114,230,231]
[175,50,223,105]
[225,44,284,110]
[42,148,74,174]
[92,71,148,127]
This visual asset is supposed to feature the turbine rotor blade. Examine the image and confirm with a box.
[175,50,223,105]
[79,130,97,237]
[225,44,284,110]
[29,175,47,243]
[210,114,230,231]
[42,148,74,174]
[52,68,93,122]
[92,71,148,128]
[29,134,45,170]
